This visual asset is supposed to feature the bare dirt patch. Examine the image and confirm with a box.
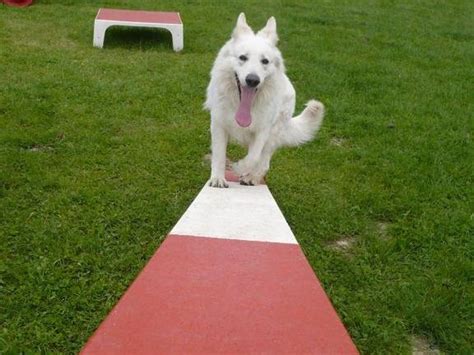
[330,137,347,147]
[327,236,356,252]
[376,221,391,240]
[411,336,440,355]
[24,144,54,153]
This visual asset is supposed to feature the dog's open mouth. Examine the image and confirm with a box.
[235,73,257,128]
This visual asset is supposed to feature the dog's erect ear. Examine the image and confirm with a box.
[257,16,278,46]
[232,13,253,39]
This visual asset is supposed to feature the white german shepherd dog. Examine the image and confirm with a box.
[205,13,325,187]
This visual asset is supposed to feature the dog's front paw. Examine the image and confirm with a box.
[232,160,248,176]
[239,173,263,186]
[209,177,229,188]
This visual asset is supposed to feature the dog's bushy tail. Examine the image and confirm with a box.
[280,100,325,147]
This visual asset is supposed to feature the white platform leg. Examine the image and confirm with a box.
[93,21,109,48]
[170,26,183,52]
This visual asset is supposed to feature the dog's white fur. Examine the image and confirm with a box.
[205,13,325,187]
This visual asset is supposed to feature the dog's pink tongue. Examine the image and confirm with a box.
[235,86,257,127]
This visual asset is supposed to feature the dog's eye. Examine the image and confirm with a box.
[261,58,269,65]
[239,55,248,61]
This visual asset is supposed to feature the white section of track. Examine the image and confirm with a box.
[170,182,298,244]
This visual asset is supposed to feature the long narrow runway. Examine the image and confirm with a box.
[82,177,358,354]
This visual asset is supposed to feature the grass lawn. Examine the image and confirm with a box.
[1,0,472,353]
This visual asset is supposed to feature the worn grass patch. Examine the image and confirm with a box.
[1,0,473,353]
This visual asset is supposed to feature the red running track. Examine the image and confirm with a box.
[82,178,358,354]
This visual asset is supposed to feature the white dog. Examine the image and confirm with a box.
[205,13,325,188]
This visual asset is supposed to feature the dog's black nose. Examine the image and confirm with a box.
[245,74,260,88]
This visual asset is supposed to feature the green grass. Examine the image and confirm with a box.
[1,0,472,353]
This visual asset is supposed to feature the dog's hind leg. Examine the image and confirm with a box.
[209,123,229,188]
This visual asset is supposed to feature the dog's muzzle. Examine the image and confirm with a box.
[235,73,260,101]
[235,73,241,100]
[245,74,260,88]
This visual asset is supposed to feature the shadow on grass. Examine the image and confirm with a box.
[103,26,174,51]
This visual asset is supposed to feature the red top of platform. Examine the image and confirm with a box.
[96,8,182,25]
[3,0,33,7]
